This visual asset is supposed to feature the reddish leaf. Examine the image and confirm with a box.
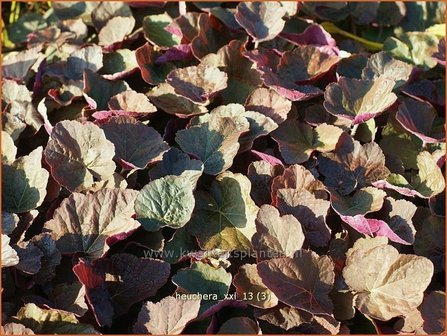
[396,97,445,144]
[257,250,335,314]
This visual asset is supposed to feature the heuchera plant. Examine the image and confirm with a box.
[1,1,445,335]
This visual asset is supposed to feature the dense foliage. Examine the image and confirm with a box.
[1,1,446,334]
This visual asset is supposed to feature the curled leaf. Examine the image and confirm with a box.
[271,164,326,206]
[235,2,286,43]
[276,188,331,247]
[276,46,339,83]
[108,90,157,114]
[202,103,277,152]
[101,116,169,170]
[147,83,208,118]
[136,43,175,85]
[245,87,292,124]
[83,69,129,110]
[201,40,262,104]
[362,51,413,89]
[191,13,245,59]
[247,160,284,206]
[324,76,397,125]
[166,64,228,105]
[65,45,103,80]
[396,98,445,144]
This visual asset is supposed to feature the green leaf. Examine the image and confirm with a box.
[175,109,249,175]
[272,120,344,164]
[197,103,276,153]
[13,303,99,334]
[163,227,200,264]
[330,187,386,217]
[384,32,439,70]
[172,261,232,312]
[187,172,259,251]
[143,14,182,48]
[149,148,204,188]
[135,175,195,231]
[8,12,47,44]
[83,69,129,110]
[2,147,49,213]
[102,49,138,79]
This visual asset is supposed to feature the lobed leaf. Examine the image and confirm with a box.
[343,237,434,321]
[135,175,195,231]
[101,116,169,170]
[134,296,200,334]
[44,188,140,259]
[44,120,116,192]
[166,64,228,105]
[187,172,258,251]
[257,250,335,315]
[272,120,344,164]
[324,76,397,125]
[235,2,286,43]
[2,147,49,213]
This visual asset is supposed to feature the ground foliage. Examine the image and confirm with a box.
[1,1,446,335]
